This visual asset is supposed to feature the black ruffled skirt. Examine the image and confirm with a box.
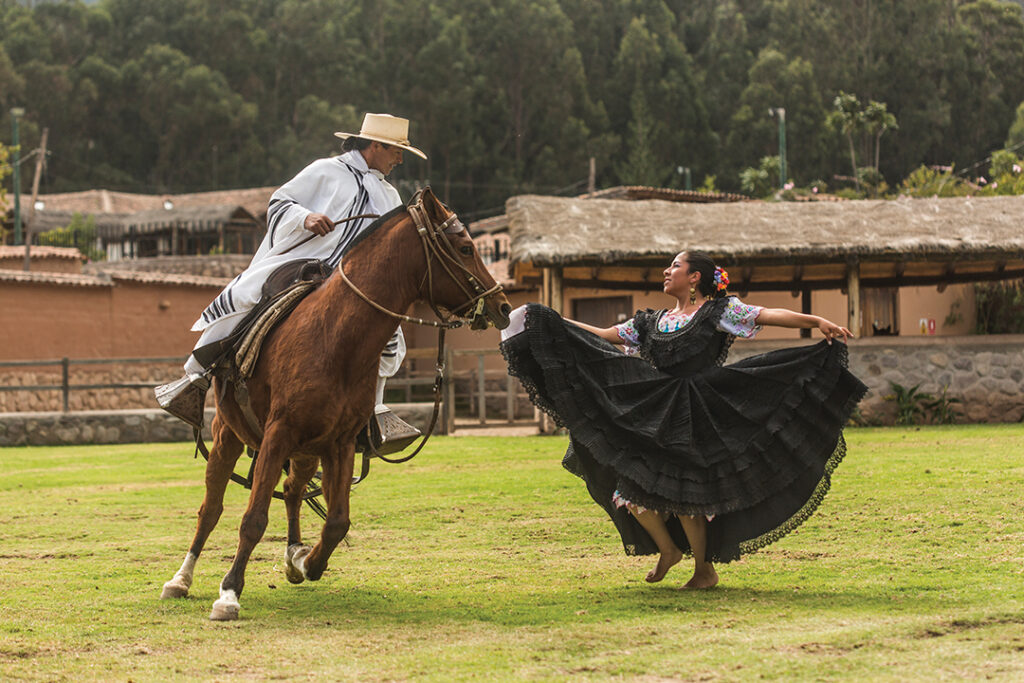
[500,304,868,563]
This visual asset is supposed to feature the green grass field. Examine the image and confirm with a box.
[1,426,1023,681]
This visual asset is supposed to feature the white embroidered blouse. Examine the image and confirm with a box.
[614,296,763,354]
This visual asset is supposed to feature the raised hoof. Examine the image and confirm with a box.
[209,597,240,621]
[160,577,190,599]
[284,544,311,584]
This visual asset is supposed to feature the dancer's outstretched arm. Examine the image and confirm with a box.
[756,308,853,343]
[564,319,625,344]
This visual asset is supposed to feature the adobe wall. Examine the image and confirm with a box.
[0,278,217,360]
[0,277,220,412]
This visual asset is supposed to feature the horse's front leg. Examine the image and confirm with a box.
[209,422,291,621]
[161,414,244,599]
[281,456,319,585]
[289,439,355,582]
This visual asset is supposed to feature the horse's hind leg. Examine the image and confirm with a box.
[161,414,244,599]
[282,457,318,585]
[291,441,355,582]
[210,422,292,621]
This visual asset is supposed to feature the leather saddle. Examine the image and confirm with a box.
[193,258,332,370]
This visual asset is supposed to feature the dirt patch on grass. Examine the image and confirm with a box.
[776,641,865,657]
[916,614,1024,638]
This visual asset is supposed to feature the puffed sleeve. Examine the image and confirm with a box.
[614,317,642,355]
[718,296,763,338]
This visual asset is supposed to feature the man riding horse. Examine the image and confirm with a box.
[156,113,425,450]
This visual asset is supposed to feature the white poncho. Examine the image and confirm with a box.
[188,150,406,376]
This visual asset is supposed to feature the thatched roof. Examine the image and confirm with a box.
[580,185,749,203]
[506,194,1024,267]
[469,185,748,236]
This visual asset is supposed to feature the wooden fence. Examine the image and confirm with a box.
[0,350,539,434]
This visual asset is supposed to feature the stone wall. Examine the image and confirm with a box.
[0,403,434,447]
[727,334,1024,424]
[0,362,182,412]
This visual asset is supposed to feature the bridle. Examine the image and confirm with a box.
[335,189,503,330]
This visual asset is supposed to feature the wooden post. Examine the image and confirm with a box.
[550,266,564,315]
[588,157,596,194]
[23,127,49,271]
[477,354,486,425]
[539,266,564,433]
[846,259,861,337]
[506,372,515,423]
[61,357,70,412]
[443,347,455,435]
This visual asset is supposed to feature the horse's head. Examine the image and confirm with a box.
[408,188,511,330]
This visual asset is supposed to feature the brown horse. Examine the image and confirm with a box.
[159,188,511,620]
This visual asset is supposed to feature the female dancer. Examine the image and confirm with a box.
[500,251,867,588]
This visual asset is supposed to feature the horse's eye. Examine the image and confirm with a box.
[458,245,473,256]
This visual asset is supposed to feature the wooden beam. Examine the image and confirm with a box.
[739,266,753,297]
[846,259,861,337]
[791,265,804,297]
[521,267,1024,294]
[936,262,956,293]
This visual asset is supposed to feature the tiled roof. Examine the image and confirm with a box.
[34,187,277,219]
[0,246,85,260]
[468,214,509,235]
[0,270,112,287]
[105,271,230,287]
[0,267,228,288]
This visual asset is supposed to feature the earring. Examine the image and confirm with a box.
[689,287,697,305]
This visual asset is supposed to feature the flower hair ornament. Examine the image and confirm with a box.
[713,267,730,293]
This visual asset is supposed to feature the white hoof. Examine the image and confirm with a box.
[284,544,312,585]
[210,590,240,621]
[160,576,190,599]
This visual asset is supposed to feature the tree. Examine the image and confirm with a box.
[827,92,864,190]
[0,141,10,226]
[1006,100,1024,150]
[724,48,829,186]
[616,88,667,186]
[862,100,898,175]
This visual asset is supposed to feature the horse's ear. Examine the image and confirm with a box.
[417,186,451,222]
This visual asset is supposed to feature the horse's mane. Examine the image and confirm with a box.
[337,203,408,262]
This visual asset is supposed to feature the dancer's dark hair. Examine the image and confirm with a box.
[684,251,727,299]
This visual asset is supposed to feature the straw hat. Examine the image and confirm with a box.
[335,113,427,160]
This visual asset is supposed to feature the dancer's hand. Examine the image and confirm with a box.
[818,318,853,344]
[304,213,335,236]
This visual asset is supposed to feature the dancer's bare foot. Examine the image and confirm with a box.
[645,548,683,583]
[681,565,719,589]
